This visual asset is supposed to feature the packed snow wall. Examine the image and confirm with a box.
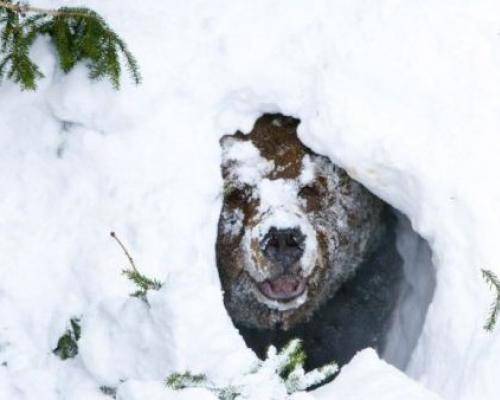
[383,214,435,371]
[0,1,499,400]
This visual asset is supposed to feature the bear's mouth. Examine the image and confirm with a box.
[257,276,307,301]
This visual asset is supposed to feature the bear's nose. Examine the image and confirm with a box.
[262,227,305,268]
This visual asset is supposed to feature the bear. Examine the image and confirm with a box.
[216,113,403,371]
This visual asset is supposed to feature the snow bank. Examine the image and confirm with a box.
[315,349,442,400]
[1,0,500,399]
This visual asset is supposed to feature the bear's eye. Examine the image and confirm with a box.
[225,185,252,204]
[298,185,319,198]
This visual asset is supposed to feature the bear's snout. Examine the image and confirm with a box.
[261,227,305,270]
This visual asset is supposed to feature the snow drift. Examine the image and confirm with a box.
[0,0,499,399]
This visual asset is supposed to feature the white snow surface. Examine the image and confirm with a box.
[222,139,275,186]
[1,0,500,399]
[314,349,442,400]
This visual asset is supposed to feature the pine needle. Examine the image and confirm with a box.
[0,1,141,90]
[482,269,500,331]
[272,339,337,393]
[165,372,208,390]
[53,317,81,360]
[275,339,307,380]
[110,231,162,301]
[164,339,338,398]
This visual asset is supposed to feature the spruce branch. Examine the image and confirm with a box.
[482,269,500,331]
[274,338,307,380]
[166,372,208,391]
[53,317,81,360]
[270,339,338,393]
[165,339,338,398]
[0,0,141,90]
[99,386,117,399]
[165,372,239,400]
[110,231,162,301]
[0,1,99,18]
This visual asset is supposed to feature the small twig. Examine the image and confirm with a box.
[110,231,138,273]
[0,1,92,18]
[111,231,162,301]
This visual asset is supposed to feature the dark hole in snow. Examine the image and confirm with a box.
[383,213,436,370]
[216,113,436,381]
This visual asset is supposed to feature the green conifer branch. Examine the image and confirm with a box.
[482,269,500,331]
[165,339,338,398]
[276,338,307,380]
[110,231,162,301]
[273,339,337,393]
[165,372,208,390]
[0,0,141,90]
[53,317,81,360]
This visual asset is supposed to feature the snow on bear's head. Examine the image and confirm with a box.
[216,114,385,330]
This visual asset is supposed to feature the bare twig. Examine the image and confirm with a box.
[111,231,162,301]
[110,231,138,273]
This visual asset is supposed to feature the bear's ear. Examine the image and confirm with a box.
[219,131,248,149]
[254,113,300,131]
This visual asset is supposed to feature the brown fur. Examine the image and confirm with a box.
[216,114,403,370]
[217,113,392,329]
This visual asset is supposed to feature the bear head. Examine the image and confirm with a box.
[216,114,385,330]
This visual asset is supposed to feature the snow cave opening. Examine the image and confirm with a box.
[381,210,436,371]
[218,113,437,375]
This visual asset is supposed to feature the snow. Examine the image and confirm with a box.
[298,156,315,186]
[222,139,274,186]
[1,0,500,399]
[383,215,436,370]
[314,349,443,400]
[119,382,219,400]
